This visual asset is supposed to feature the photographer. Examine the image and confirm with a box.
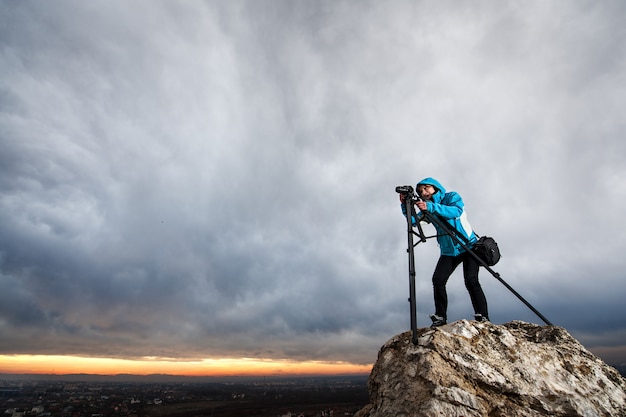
[400,177,489,327]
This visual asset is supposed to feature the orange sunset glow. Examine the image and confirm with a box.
[0,355,372,377]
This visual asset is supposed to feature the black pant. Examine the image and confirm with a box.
[432,252,489,320]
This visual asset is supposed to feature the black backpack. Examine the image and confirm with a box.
[472,236,501,266]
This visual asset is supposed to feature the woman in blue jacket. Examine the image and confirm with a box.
[401,177,489,327]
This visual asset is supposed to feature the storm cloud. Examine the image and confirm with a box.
[1,0,625,367]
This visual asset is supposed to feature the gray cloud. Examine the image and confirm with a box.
[1,0,625,367]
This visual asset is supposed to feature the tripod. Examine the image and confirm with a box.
[396,185,553,345]
[398,186,436,344]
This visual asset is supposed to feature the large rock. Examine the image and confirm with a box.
[356,320,626,417]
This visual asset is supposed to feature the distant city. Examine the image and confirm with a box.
[0,374,369,417]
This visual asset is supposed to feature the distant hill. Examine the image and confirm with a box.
[0,372,368,384]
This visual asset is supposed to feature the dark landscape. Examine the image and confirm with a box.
[0,375,369,417]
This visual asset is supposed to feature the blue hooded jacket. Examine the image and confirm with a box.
[401,177,477,256]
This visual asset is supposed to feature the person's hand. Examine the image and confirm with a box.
[399,193,406,203]
[416,200,428,211]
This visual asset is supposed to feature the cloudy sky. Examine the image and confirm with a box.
[1,0,626,374]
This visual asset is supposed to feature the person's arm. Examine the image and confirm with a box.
[423,192,464,219]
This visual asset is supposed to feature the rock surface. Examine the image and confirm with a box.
[355,320,626,417]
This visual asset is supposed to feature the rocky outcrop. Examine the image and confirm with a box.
[356,320,626,417]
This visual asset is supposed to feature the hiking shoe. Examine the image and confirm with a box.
[429,314,446,328]
[474,314,490,323]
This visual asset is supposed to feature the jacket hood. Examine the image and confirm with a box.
[416,177,446,203]
[416,177,446,193]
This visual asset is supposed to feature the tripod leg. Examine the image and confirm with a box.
[404,199,419,344]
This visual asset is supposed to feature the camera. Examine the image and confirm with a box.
[395,185,414,194]
[395,185,419,200]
